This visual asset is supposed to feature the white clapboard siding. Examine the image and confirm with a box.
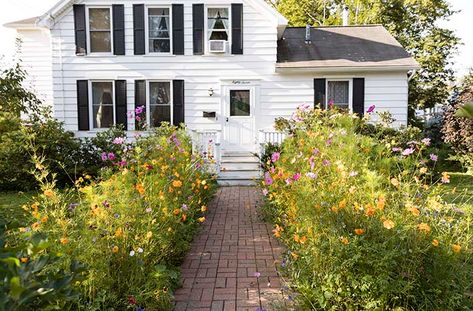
[17,29,53,108]
[17,0,409,134]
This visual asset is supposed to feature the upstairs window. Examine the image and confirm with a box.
[149,81,172,126]
[148,8,171,53]
[207,8,229,41]
[327,80,350,110]
[88,8,112,53]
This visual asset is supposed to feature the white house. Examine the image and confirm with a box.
[5,0,419,185]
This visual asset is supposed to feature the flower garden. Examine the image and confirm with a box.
[1,125,216,310]
[261,107,473,310]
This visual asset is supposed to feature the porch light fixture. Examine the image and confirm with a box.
[208,88,214,96]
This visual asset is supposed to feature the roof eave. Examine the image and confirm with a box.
[275,64,421,73]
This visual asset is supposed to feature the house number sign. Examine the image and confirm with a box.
[232,80,251,85]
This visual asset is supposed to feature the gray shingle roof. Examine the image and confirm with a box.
[277,25,420,70]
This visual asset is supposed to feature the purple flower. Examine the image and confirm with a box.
[297,103,311,112]
[367,105,376,113]
[392,147,402,152]
[101,152,108,161]
[326,139,332,146]
[309,156,315,170]
[312,148,320,155]
[430,153,438,161]
[292,173,301,181]
[181,204,189,211]
[264,172,273,185]
[107,152,116,161]
[102,200,110,208]
[401,148,415,156]
[328,99,334,108]
[113,137,126,145]
[421,138,431,146]
[285,178,292,185]
[117,160,127,167]
[145,207,152,213]
[271,152,280,162]
[306,172,317,179]
[135,105,145,115]
[322,159,331,166]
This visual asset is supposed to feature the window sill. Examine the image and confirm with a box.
[202,54,235,57]
[83,54,117,58]
[143,54,176,57]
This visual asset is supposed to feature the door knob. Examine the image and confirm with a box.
[226,117,229,122]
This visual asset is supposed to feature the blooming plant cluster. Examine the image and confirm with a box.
[22,125,216,310]
[262,108,473,310]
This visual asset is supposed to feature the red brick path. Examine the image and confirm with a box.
[174,187,285,311]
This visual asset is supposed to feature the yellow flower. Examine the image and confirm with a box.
[432,239,439,247]
[377,194,386,210]
[390,178,400,187]
[441,172,450,184]
[201,206,207,212]
[354,228,365,235]
[291,252,299,260]
[172,180,183,188]
[383,219,395,230]
[452,244,461,253]
[31,202,39,211]
[339,199,347,209]
[112,246,119,253]
[417,223,431,233]
[340,237,349,245]
[41,216,48,223]
[407,206,420,216]
[20,257,28,263]
[420,167,428,174]
[115,228,123,238]
[60,237,69,245]
[273,225,283,238]
[197,217,205,223]
[146,231,153,239]
[349,186,356,194]
[43,189,55,198]
[31,222,40,231]
[201,180,207,185]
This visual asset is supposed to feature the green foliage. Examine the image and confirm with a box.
[0,219,85,310]
[276,0,460,120]
[26,125,216,310]
[262,108,473,310]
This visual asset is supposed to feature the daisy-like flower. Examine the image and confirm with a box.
[130,250,135,257]
[441,172,450,184]
[305,172,317,179]
[292,173,301,181]
[354,228,365,235]
[137,247,144,253]
[383,219,395,230]
[271,152,280,162]
[262,189,269,196]
[113,137,126,145]
[430,153,438,161]
[401,148,415,156]
[264,172,273,185]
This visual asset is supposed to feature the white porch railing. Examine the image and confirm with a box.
[258,129,286,155]
[190,130,222,174]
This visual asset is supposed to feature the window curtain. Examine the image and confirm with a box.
[328,81,348,104]
[207,9,229,37]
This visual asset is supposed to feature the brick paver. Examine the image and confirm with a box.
[174,187,285,311]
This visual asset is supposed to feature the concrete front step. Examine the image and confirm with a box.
[218,152,261,186]
[220,162,261,171]
[218,170,262,180]
[217,179,258,186]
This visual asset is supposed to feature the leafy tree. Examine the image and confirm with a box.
[274,0,460,123]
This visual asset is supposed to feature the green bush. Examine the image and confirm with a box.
[262,108,473,310]
[25,125,216,310]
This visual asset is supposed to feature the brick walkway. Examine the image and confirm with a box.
[174,187,286,311]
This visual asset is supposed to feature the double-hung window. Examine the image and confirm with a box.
[147,7,171,53]
[88,7,112,53]
[148,81,172,127]
[91,81,114,129]
[207,8,230,41]
[327,80,350,110]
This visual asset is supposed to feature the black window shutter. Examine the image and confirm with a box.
[73,5,87,55]
[173,80,185,126]
[172,4,184,55]
[314,78,326,109]
[353,78,365,117]
[115,80,127,130]
[133,4,145,55]
[192,4,204,55]
[134,80,146,130]
[231,4,243,55]
[113,5,125,55]
[77,80,89,131]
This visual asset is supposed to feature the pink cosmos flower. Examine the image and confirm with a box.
[312,148,320,155]
[271,152,281,162]
[262,189,269,196]
[367,105,376,113]
[135,105,145,115]
[292,173,301,181]
[401,148,415,156]
[421,138,431,146]
[392,147,402,152]
[113,137,126,145]
[264,172,273,185]
[107,152,116,161]
[101,152,108,161]
[285,178,292,185]
[181,204,189,211]
[430,154,438,161]
[306,172,317,179]
[322,159,331,166]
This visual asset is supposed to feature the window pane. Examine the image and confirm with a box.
[92,82,114,128]
[89,8,110,30]
[230,90,250,116]
[150,82,171,105]
[149,39,170,53]
[90,31,111,53]
[327,81,349,108]
[209,31,228,41]
[150,106,171,126]
[208,8,229,41]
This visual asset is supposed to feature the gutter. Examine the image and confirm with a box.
[275,64,421,73]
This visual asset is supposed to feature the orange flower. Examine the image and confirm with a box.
[115,228,123,238]
[41,216,48,223]
[172,180,183,188]
[383,219,395,230]
[354,228,365,235]
[173,209,180,215]
[299,236,307,244]
[272,224,283,238]
[340,237,349,245]
[135,183,145,195]
[31,222,40,231]
[112,246,119,253]
[432,239,439,247]
[43,189,55,198]
[331,206,339,213]
[377,195,386,210]
[339,199,347,209]
[294,234,300,243]
[441,172,450,184]
[181,214,187,222]
[452,244,461,253]
[417,223,431,233]
[60,237,69,245]
[31,202,39,212]
[365,206,376,217]
[20,257,28,263]
[197,217,205,223]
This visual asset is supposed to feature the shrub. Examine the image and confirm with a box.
[262,108,473,310]
[25,125,216,310]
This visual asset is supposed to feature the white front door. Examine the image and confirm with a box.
[222,86,256,152]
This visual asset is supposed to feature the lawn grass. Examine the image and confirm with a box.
[439,172,473,212]
[0,191,35,226]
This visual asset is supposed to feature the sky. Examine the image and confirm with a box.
[0,0,472,77]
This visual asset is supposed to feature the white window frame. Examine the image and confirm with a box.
[326,79,353,112]
[204,5,231,54]
[146,80,174,127]
[86,6,114,55]
[89,80,116,130]
[145,6,173,55]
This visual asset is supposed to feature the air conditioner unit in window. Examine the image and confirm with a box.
[208,40,227,53]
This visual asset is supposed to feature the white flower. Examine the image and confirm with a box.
[129,250,135,257]
[137,247,144,253]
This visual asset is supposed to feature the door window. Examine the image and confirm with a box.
[230,90,250,116]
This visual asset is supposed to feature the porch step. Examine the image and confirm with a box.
[220,162,261,171]
[218,170,262,180]
[217,152,261,186]
[217,179,258,186]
